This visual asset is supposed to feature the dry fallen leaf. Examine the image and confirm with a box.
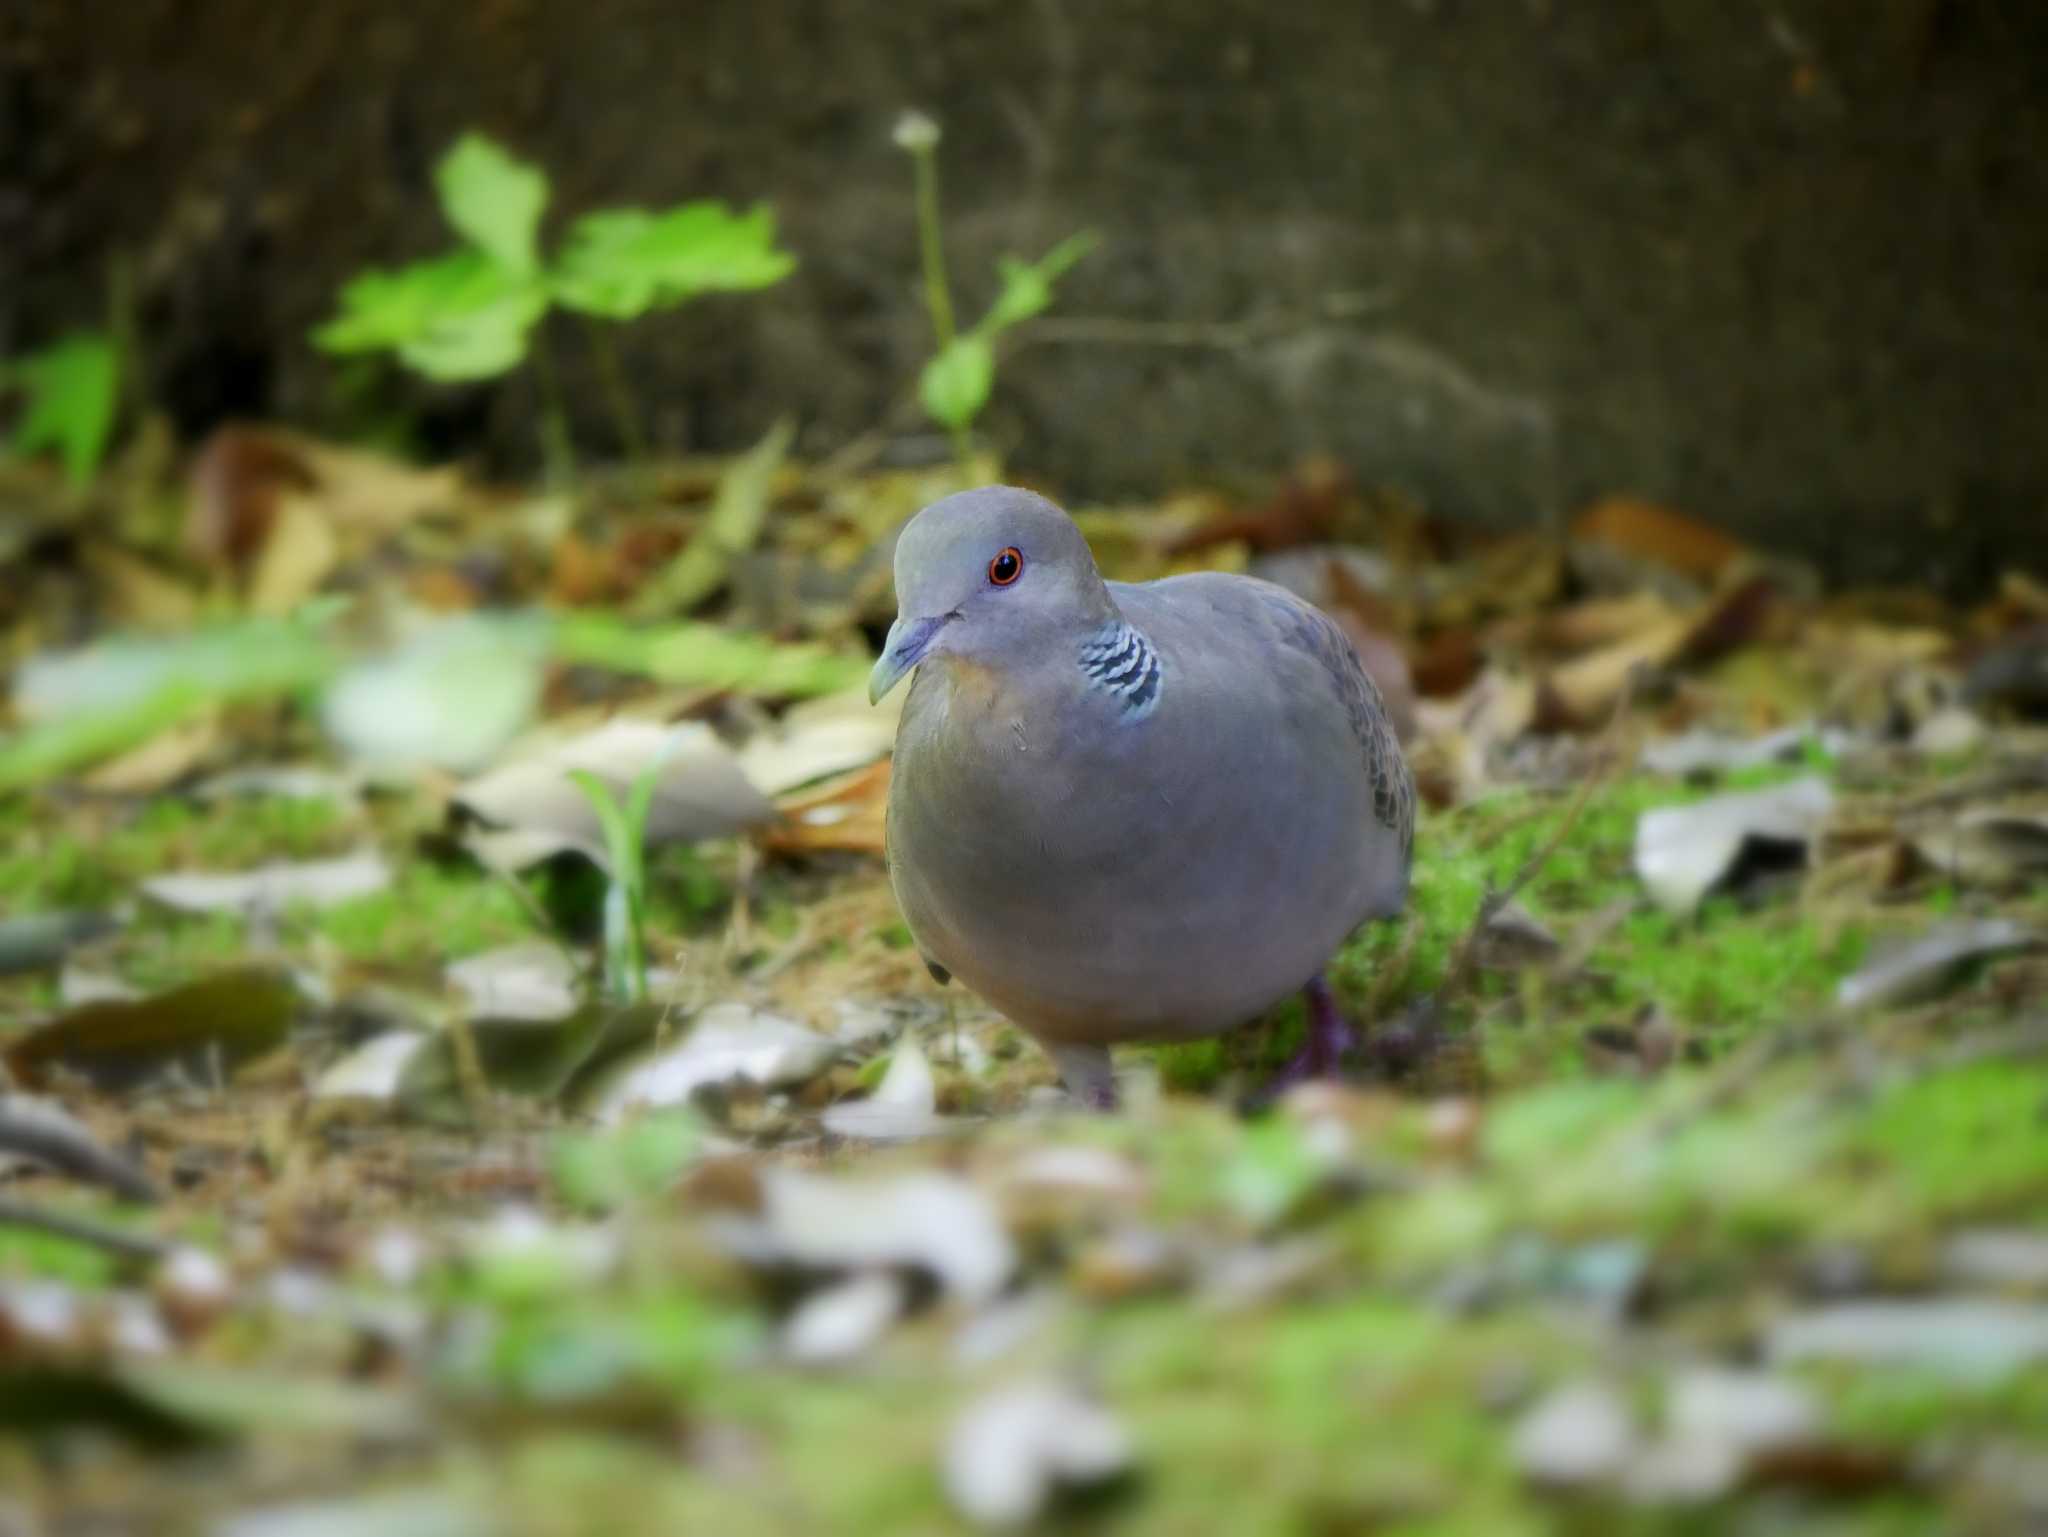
[141,850,391,916]
[79,713,223,794]
[586,1003,836,1122]
[1642,724,1855,777]
[943,1379,1134,1528]
[1907,803,2048,887]
[1768,1301,2048,1381]
[1633,777,1835,916]
[1835,918,2041,1010]
[1512,1378,1636,1488]
[457,719,776,870]
[1539,613,1692,728]
[736,685,901,797]
[6,970,297,1092]
[735,1169,1016,1306]
[245,495,340,617]
[758,760,891,859]
[820,1036,948,1141]
[1570,497,1746,586]
[781,1272,908,1367]
[445,944,582,1022]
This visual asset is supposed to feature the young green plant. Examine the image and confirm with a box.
[1,331,120,488]
[893,111,1095,474]
[315,132,795,477]
[567,749,675,1004]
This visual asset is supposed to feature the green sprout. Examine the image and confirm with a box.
[893,111,1095,474]
[1,330,120,487]
[567,751,672,1004]
[315,132,796,477]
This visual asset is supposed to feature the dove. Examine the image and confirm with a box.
[869,486,1414,1106]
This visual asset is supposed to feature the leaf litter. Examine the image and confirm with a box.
[2,438,2046,1534]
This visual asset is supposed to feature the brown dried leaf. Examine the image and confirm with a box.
[1538,613,1692,729]
[1165,456,1351,555]
[80,713,222,795]
[1570,496,1746,584]
[759,760,891,858]
[246,495,341,616]
[6,970,297,1092]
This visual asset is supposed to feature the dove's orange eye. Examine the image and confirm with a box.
[988,547,1024,586]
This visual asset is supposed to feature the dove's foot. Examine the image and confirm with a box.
[1244,976,1359,1108]
[1049,1042,1118,1111]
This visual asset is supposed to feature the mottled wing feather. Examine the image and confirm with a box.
[1263,591,1416,857]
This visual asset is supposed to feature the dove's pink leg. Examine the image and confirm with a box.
[1298,974,1359,1075]
[1251,974,1359,1102]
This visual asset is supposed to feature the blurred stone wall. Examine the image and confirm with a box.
[5,0,2043,588]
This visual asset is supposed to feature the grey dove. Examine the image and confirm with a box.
[868,486,1415,1107]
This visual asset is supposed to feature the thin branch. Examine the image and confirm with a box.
[584,320,648,467]
[1015,291,1397,353]
[909,145,958,349]
[1433,680,1639,1010]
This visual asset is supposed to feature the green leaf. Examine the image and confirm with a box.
[919,333,995,431]
[567,771,635,886]
[0,614,341,790]
[314,251,548,382]
[980,231,1097,335]
[435,132,549,275]
[4,332,119,486]
[551,614,870,698]
[321,612,550,771]
[568,770,649,1002]
[552,202,796,320]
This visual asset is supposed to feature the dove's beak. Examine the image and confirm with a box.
[868,614,949,704]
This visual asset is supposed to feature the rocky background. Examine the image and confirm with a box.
[5,0,2044,588]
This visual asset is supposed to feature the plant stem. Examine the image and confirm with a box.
[586,319,648,469]
[910,143,958,348]
[529,326,577,487]
[106,251,144,428]
[907,140,977,474]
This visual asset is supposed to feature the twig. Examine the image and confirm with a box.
[1010,290,1397,354]
[444,1012,493,1130]
[1433,685,1639,1010]
[0,1098,159,1203]
[585,319,648,467]
[529,326,578,487]
[0,1197,167,1260]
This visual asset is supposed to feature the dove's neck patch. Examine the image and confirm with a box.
[1078,619,1163,716]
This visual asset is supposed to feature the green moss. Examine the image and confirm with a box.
[0,795,354,911]
[1375,1056,2048,1275]
[1605,901,1865,1033]
[119,913,246,991]
[308,861,537,968]
[0,1211,130,1286]
[1822,1365,2048,1444]
[644,844,731,929]
[1153,1037,1230,1093]
[1845,1059,2048,1223]
[1094,1299,1570,1536]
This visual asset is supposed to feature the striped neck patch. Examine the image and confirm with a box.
[1078,619,1163,716]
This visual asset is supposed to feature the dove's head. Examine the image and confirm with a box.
[869,486,1115,703]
